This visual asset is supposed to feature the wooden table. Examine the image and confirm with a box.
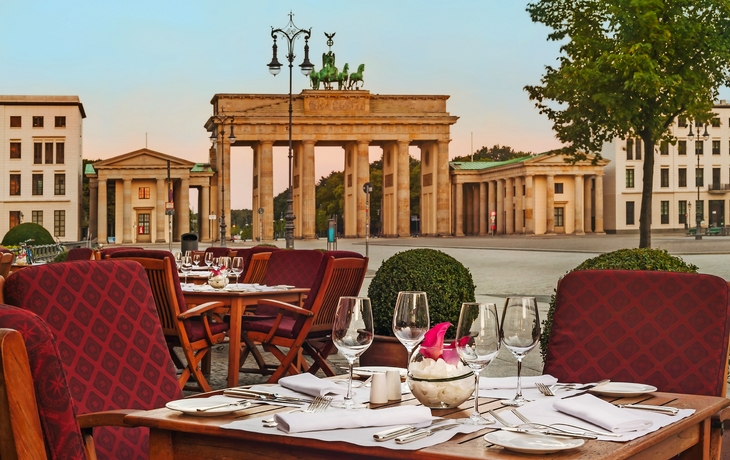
[126,389,729,459]
[183,288,309,388]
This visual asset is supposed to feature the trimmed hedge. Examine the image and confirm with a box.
[367,249,476,337]
[1,223,55,246]
[540,248,699,361]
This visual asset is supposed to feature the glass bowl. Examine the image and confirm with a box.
[208,271,229,289]
[406,347,475,409]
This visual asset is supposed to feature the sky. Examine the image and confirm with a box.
[2,1,729,210]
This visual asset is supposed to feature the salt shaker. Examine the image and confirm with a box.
[370,372,388,404]
[386,369,402,401]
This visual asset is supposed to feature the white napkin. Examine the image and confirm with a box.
[275,405,433,434]
[279,373,348,398]
[553,393,653,433]
[479,374,558,389]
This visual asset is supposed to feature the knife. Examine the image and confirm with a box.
[561,379,611,399]
[616,404,679,415]
[394,423,459,444]
[497,426,598,440]
[223,389,311,404]
[373,425,418,441]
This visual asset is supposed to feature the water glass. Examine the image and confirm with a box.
[332,296,374,409]
[180,256,193,286]
[499,297,540,406]
[231,257,243,286]
[392,291,430,362]
[204,252,214,269]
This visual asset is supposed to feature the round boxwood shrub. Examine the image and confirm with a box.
[368,248,476,337]
[1,223,55,246]
[53,250,69,263]
[540,248,699,361]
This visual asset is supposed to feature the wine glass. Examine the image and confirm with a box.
[499,297,540,407]
[212,257,220,270]
[174,251,182,271]
[180,256,193,286]
[455,302,500,425]
[192,253,201,268]
[204,252,214,269]
[231,257,244,287]
[332,296,374,409]
[219,257,231,271]
[392,291,430,362]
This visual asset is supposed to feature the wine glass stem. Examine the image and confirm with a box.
[472,369,481,419]
[515,357,523,399]
[346,359,355,401]
[236,275,240,286]
[184,274,187,285]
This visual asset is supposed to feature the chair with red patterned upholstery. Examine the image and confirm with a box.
[2,260,184,460]
[204,247,230,259]
[108,249,228,392]
[543,269,730,458]
[234,246,281,275]
[100,246,144,259]
[66,247,96,261]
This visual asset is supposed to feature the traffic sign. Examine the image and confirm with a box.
[165,201,174,210]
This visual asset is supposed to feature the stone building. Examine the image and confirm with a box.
[0,96,85,241]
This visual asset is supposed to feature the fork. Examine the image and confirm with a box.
[535,382,556,396]
[489,409,596,439]
[262,396,332,426]
[512,408,622,437]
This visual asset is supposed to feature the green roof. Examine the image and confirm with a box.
[191,163,213,173]
[84,163,96,175]
[450,155,533,171]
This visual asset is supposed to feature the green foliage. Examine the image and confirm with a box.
[367,249,476,337]
[452,144,533,163]
[53,250,69,263]
[1,223,55,246]
[525,0,730,247]
[540,248,699,361]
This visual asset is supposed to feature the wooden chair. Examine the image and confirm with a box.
[544,269,730,459]
[241,252,272,284]
[109,249,229,392]
[240,255,368,382]
[0,252,13,279]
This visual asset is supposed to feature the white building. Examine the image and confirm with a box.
[600,101,730,234]
[0,96,86,241]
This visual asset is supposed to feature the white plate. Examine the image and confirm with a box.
[165,397,251,417]
[589,382,658,397]
[352,366,407,378]
[484,431,584,454]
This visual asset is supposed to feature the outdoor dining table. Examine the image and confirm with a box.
[182,287,309,388]
[125,385,728,459]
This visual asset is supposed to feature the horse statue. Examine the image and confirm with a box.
[348,64,365,90]
[316,52,338,90]
[337,63,349,90]
[310,67,321,89]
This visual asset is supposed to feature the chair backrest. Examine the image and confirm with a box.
[99,246,144,259]
[544,269,730,397]
[0,252,13,278]
[242,252,272,284]
[204,247,230,259]
[261,250,325,288]
[0,306,85,460]
[235,246,281,272]
[66,247,96,261]
[2,260,183,459]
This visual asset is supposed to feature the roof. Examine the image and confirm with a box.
[450,155,534,171]
[191,163,214,173]
[85,164,96,175]
[0,95,86,118]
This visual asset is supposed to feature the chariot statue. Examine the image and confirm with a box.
[309,32,364,90]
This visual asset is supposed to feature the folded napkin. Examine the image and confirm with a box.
[553,393,653,433]
[275,405,433,434]
[479,374,558,390]
[279,373,348,398]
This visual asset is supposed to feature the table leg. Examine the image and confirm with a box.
[228,298,243,388]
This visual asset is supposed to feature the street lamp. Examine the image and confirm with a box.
[210,115,237,247]
[688,123,709,240]
[363,182,372,257]
[268,12,313,249]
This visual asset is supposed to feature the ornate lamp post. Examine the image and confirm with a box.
[209,116,237,247]
[688,123,709,240]
[268,12,314,249]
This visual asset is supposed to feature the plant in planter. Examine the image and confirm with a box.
[1,222,55,246]
[540,248,698,361]
[361,249,476,367]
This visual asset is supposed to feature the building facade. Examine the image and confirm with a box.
[600,101,730,233]
[0,96,85,242]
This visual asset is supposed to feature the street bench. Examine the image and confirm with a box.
[708,227,723,236]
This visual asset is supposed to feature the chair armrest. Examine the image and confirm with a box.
[258,299,314,317]
[713,407,730,424]
[179,301,227,319]
[77,409,137,429]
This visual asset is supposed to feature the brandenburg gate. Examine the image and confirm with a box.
[205,90,458,241]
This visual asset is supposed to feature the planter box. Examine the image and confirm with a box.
[359,335,408,368]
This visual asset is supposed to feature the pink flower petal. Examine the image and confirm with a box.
[419,322,451,360]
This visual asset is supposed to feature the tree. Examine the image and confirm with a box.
[525,0,730,248]
[452,145,533,163]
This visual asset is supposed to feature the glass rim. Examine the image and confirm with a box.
[408,370,474,382]
[397,291,427,295]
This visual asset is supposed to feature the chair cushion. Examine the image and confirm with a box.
[544,270,730,397]
[262,250,325,288]
[204,247,230,258]
[0,304,86,460]
[325,250,364,259]
[99,247,144,258]
[242,316,297,339]
[186,317,230,342]
[237,246,281,271]
[66,247,95,261]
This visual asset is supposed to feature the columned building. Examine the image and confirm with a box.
[450,154,609,235]
[86,149,214,244]
[205,90,457,241]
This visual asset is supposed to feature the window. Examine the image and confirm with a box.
[711,117,721,127]
[660,168,669,187]
[626,139,634,160]
[635,139,642,160]
[33,143,42,164]
[31,210,42,226]
[9,211,21,229]
[678,168,687,187]
[626,169,635,188]
[696,141,704,155]
[554,183,564,194]
[138,213,150,235]
[54,174,65,195]
[679,200,687,224]
[54,116,66,128]
[678,116,687,128]
[713,140,721,155]
[696,167,704,187]
[661,201,669,224]
[678,140,687,155]
[138,187,150,199]
[660,141,669,155]
[713,167,721,187]
[9,116,20,128]
[9,174,21,195]
[626,201,635,225]
[554,207,564,227]
[32,116,44,127]
[32,174,43,195]
[56,142,64,164]
[9,142,20,159]
[54,210,65,237]
[45,143,53,164]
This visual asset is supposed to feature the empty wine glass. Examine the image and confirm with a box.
[219,256,230,271]
[174,251,182,271]
[212,257,220,270]
[499,297,540,407]
[231,257,243,287]
[332,296,374,409]
[392,291,430,362]
[204,252,214,269]
[180,256,193,286]
[455,302,500,425]
[192,253,201,268]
